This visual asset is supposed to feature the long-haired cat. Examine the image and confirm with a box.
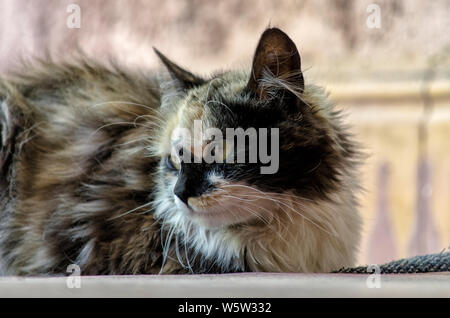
[0,28,362,275]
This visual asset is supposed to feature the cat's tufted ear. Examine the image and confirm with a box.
[153,47,205,90]
[246,28,304,100]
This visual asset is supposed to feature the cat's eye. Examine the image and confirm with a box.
[165,154,180,171]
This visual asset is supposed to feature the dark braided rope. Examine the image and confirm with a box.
[333,251,450,274]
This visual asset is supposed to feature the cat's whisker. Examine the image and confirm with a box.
[213,187,293,224]
[208,193,277,227]
[230,202,291,251]
[183,222,194,274]
[133,114,165,127]
[246,199,294,226]
[204,99,234,117]
[241,206,291,247]
[222,193,294,226]
[239,205,271,225]
[224,191,335,237]
[221,184,315,202]
[137,206,157,215]
[220,194,261,202]
[89,121,144,137]
[157,216,169,274]
[207,197,242,224]
[216,185,323,229]
[174,234,188,271]
[108,201,153,220]
[115,136,157,147]
[86,121,160,146]
[269,198,337,237]
[159,215,179,274]
[176,221,191,272]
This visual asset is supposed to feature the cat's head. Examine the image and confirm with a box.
[153,28,353,228]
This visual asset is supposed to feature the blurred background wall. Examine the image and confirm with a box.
[0,0,448,265]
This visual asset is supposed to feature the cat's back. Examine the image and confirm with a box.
[0,59,161,114]
[0,59,163,170]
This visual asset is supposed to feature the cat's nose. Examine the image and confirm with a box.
[173,164,213,207]
[173,173,197,206]
[173,186,190,206]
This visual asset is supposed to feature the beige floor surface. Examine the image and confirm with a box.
[0,272,448,298]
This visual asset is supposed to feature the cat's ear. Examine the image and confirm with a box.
[246,28,304,100]
[153,47,205,90]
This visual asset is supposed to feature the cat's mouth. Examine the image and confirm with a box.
[173,185,277,228]
[174,195,234,227]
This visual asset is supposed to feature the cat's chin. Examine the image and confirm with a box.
[190,210,237,229]
[174,196,253,229]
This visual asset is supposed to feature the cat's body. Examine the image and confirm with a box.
[0,28,362,275]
